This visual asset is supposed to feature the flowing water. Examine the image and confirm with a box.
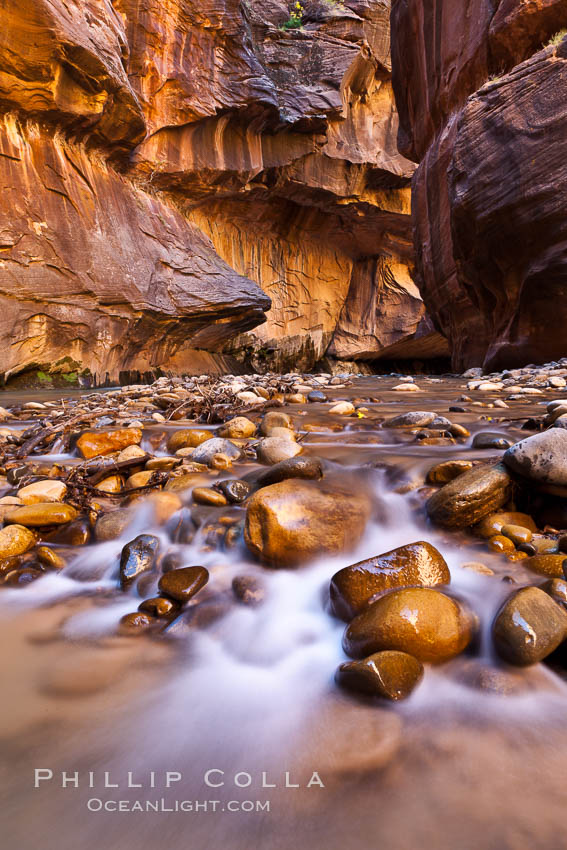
[1,377,567,850]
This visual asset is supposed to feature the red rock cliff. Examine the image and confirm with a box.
[391,0,567,370]
[0,0,445,383]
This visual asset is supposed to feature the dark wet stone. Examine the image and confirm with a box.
[426,463,512,529]
[256,456,323,488]
[540,578,567,609]
[330,541,450,621]
[119,534,160,590]
[165,507,196,544]
[492,586,567,666]
[118,612,154,633]
[95,510,135,542]
[451,659,527,695]
[343,588,474,663]
[138,596,180,618]
[336,650,423,700]
[48,518,92,546]
[518,542,537,557]
[472,432,513,450]
[3,567,44,586]
[232,574,265,606]
[7,466,29,486]
[158,566,209,603]
[217,479,251,504]
[224,521,244,549]
[449,406,466,412]
[160,551,185,573]
[307,390,327,402]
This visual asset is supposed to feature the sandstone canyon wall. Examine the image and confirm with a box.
[0,0,446,384]
[391,0,567,371]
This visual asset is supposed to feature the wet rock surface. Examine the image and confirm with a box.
[343,588,474,663]
[4,368,567,849]
[426,463,513,529]
[336,651,424,700]
[493,587,567,666]
[330,541,450,621]
[244,479,372,567]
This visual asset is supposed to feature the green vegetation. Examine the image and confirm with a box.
[281,2,304,31]
[36,371,52,383]
[547,29,567,48]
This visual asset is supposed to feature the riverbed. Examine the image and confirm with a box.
[1,372,567,850]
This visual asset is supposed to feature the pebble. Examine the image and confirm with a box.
[158,566,209,603]
[256,436,302,465]
[260,412,293,436]
[472,432,513,450]
[307,391,326,402]
[336,651,423,700]
[426,460,474,485]
[120,534,160,589]
[244,479,371,567]
[166,429,212,453]
[138,597,179,618]
[17,480,67,504]
[96,474,124,493]
[330,541,450,621]
[524,554,567,578]
[76,428,142,459]
[217,479,251,503]
[343,588,474,663]
[218,417,256,439]
[476,511,537,538]
[0,524,36,558]
[256,456,323,488]
[232,575,265,606]
[191,438,241,466]
[385,411,437,428]
[492,586,567,665]
[192,487,228,507]
[500,524,533,545]
[426,463,512,529]
[392,383,420,392]
[5,503,78,526]
[487,535,516,553]
[117,444,147,462]
[328,401,355,415]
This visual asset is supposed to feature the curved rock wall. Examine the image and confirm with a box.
[0,0,445,383]
[391,0,567,370]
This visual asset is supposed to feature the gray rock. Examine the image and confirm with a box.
[256,437,302,465]
[472,432,513,450]
[384,411,437,429]
[191,438,241,466]
[503,428,567,486]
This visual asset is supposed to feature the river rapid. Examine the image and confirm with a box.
[1,374,567,850]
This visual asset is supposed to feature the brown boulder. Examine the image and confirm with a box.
[343,587,474,663]
[77,429,142,459]
[244,479,371,567]
[330,541,450,621]
[493,586,567,666]
[426,463,512,529]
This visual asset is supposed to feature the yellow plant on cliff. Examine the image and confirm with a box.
[281,2,304,31]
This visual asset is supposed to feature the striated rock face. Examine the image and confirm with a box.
[0,0,442,382]
[391,0,567,370]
